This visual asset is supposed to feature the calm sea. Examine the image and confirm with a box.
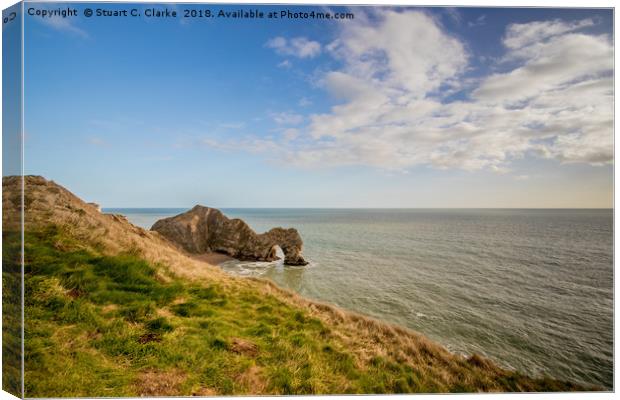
[104,208,613,389]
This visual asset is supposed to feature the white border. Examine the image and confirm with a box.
[0,1,616,400]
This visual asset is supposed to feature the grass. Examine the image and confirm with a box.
[7,225,588,396]
[2,230,23,397]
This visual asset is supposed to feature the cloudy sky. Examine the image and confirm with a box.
[22,4,613,207]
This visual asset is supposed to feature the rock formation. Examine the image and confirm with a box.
[151,205,308,266]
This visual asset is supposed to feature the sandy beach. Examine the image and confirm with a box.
[193,252,235,265]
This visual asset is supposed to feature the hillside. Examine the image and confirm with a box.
[2,176,589,396]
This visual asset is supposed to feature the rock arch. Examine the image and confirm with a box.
[151,206,308,266]
[262,227,307,266]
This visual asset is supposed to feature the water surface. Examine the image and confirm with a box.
[105,207,613,389]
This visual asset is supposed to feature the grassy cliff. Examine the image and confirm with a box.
[3,176,588,396]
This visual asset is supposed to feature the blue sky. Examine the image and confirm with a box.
[2,1,22,176]
[20,3,613,207]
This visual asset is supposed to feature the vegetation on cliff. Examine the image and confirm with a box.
[3,176,588,396]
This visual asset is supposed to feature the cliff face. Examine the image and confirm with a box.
[151,206,308,266]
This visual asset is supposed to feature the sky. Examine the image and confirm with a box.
[16,2,614,208]
[2,1,22,177]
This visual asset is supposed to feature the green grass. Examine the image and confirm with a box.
[2,230,23,397]
[11,226,586,396]
[17,227,403,395]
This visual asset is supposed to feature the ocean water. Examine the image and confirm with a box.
[105,208,613,389]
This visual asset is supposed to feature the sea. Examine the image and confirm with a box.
[104,208,614,389]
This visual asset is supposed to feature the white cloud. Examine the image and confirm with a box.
[266,36,321,58]
[40,15,88,38]
[444,8,462,25]
[277,59,292,69]
[325,10,467,97]
[303,13,611,170]
[271,112,304,125]
[468,15,486,28]
[298,97,312,107]
[218,13,612,173]
[218,122,245,129]
[202,137,280,154]
[476,33,611,104]
[282,128,299,141]
[503,18,595,50]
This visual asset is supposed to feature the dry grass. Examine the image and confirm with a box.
[234,365,266,394]
[102,304,119,313]
[5,175,230,283]
[133,369,187,396]
[5,175,591,395]
[156,307,175,318]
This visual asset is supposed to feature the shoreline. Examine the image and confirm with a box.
[192,252,236,265]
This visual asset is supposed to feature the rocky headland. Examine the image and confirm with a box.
[151,205,308,266]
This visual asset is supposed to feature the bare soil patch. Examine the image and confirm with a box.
[134,369,186,396]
